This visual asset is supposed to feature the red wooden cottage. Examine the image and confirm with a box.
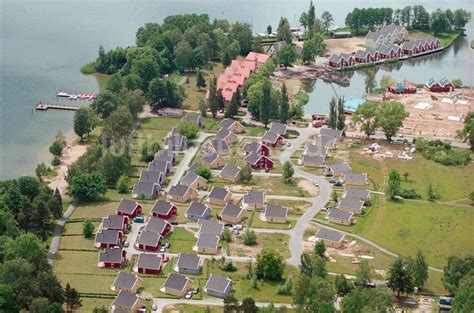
[329,54,343,68]
[102,215,130,232]
[151,200,177,219]
[135,253,163,275]
[262,131,284,148]
[135,230,162,252]
[116,199,142,218]
[378,44,403,60]
[425,78,454,93]
[98,247,125,269]
[340,53,355,67]
[243,142,270,156]
[95,229,123,248]
[388,80,417,94]
[244,152,274,170]
[145,217,172,237]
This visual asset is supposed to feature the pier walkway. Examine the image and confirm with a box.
[36,102,80,111]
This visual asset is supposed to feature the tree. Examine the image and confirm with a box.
[230,22,253,55]
[353,101,378,138]
[100,146,131,185]
[451,273,474,312]
[335,274,352,295]
[336,97,345,131]
[243,228,257,246]
[453,9,472,30]
[49,138,65,158]
[259,80,272,127]
[73,108,96,141]
[276,44,297,69]
[178,121,199,140]
[376,101,408,141]
[208,76,219,118]
[364,68,376,94]
[103,106,134,141]
[199,98,207,117]
[175,40,194,71]
[224,94,240,118]
[443,255,474,293]
[321,11,334,34]
[387,169,401,199]
[256,248,285,281]
[403,172,409,182]
[469,191,474,205]
[300,12,309,32]
[301,33,326,64]
[299,252,327,279]
[412,250,428,288]
[282,161,294,182]
[276,17,292,44]
[451,78,463,88]
[31,196,52,240]
[387,257,414,298]
[64,283,82,313]
[266,25,272,36]
[196,70,206,90]
[342,287,393,313]
[223,294,240,313]
[195,166,212,180]
[91,91,118,118]
[92,306,108,313]
[82,219,94,238]
[307,0,316,30]
[147,78,183,109]
[380,74,394,90]
[279,84,289,124]
[430,9,450,35]
[400,6,412,28]
[314,240,326,257]
[239,165,252,184]
[116,175,129,194]
[69,173,107,200]
[456,112,474,151]
[241,297,258,313]
[328,97,337,129]
[141,140,161,162]
[427,182,440,201]
[0,284,18,312]
[221,227,232,242]
[121,89,146,117]
[355,260,372,287]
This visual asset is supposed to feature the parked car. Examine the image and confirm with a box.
[224,223,233,227]
[233,224,243,230]
[329,179,337,184]
[313,181,319,187]
[184,290,193,299]
[334,181,342,187]
[123,241,129,248]
[286,142,292,147]
[152,304,158,311]
[170,220,179,225]
[133,216,145,223]
[193,288,200,294]
[233,229,240,235]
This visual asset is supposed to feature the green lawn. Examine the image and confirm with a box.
[59,235,96,251]
[246,126,267,137]
[69,202,119,221]
[329,199,474,269]
[161,227,196,254]
[250,214,296,230]
[54,250,120,275]
[57,273,116,295]
[267,199,312,217]
[76,298,113,313]
[203,118,220,133]
[64,221,99,236]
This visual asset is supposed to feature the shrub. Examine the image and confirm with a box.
[221,227,232,242]
[243,229,257,246]
[141,140,161,162]
[195,166,212,180]
[415,138,470,166]
[83,219,94,238]
[277,277,293,295]
[398,188,420,199]
[51,156,61,166]
[116,175,129,193]
[178,121,199,140]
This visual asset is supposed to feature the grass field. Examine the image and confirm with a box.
[56,273,116,294]
[69,202,119,221]
[250,215,296,230]
[54,250,119,275]
[76,298,113,313]
[161,227,197,254]
[59,235,96,251]
[64,221,99,235]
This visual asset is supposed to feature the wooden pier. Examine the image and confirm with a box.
[36,102,80,111]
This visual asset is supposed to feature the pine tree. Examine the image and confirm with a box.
[412,250,428,288]
[64,282,82,313]
[196,70,206,90]
[336,96,346,131]
[54,188,62,208]
[199,98,207,117]
[208,76,219,118]
[279,83,289,124]
[328,97,337,129]
[314,240,326,257]
[260,80,272,127]
[224,91,240,118]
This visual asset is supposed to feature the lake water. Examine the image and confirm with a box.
[0,0,472,179]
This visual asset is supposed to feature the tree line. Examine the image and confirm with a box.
[345,6,471,35]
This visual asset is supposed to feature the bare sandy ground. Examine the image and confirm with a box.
[324,36,366,55]
[298,179,320,196]
[48,143,87,197]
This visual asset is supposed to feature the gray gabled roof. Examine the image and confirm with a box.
[162,273,191,291]
[354,49,369,59]
[262,131,282,143]
[133,182,159,196]
[148,160,169,173]
[151,200,175,216]
[378,44,392,55]
[117,199,140,215]
[327,209,353,221]
[243,141,268,154]
[198,219,224,236]
[315,228,345,243]
[145,217,169,234]
[265,204,287,219]
[220,163,241,178]
[180,171,202,187]
[188,162,203,173]
[102,215,126,230]
[269,122,287,135]
[338,198,364,212]
[185,201,210,217]
[244,152,262,164]
[139,170,164,184]
[168,184,192,197]
[342,172,367,183]
[136,253,162,271]
[99,247,123,263]
[302,155,325,166]
[329,54,342,63]
[345,189,370,199]
[319,128,342,139]
[196,233,219,249]
[177,253,201,270]
[304,144,327,156]
[328,162,352,173]
[314,136,337,147]
[366,30,384,41]
[202,152,220,165]
[112,291,139,310]
[184,114,201,124]
[216,128,232,139]
[402,41,416,51]
[219,118,237,130]
[211,139,229,153]
[154,149,176,163]
[209,187,230,201]
[243,191,265,205]
[205,274,232,293]
[113,272,140,291]
[95,229,121,244]
[221,203,243,218]
[136,230,161,246]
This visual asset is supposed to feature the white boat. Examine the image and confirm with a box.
[68,95,74,100]
[57,91,69,97]
[72,95,78,100]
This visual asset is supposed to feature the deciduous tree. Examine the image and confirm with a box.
[387,257,414,298]
[82,219,94,238]
[353,101,378,138]
[74,108,96,141]
[376,101,408,141]
[256,248,285,281]
[276,44,297,69]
